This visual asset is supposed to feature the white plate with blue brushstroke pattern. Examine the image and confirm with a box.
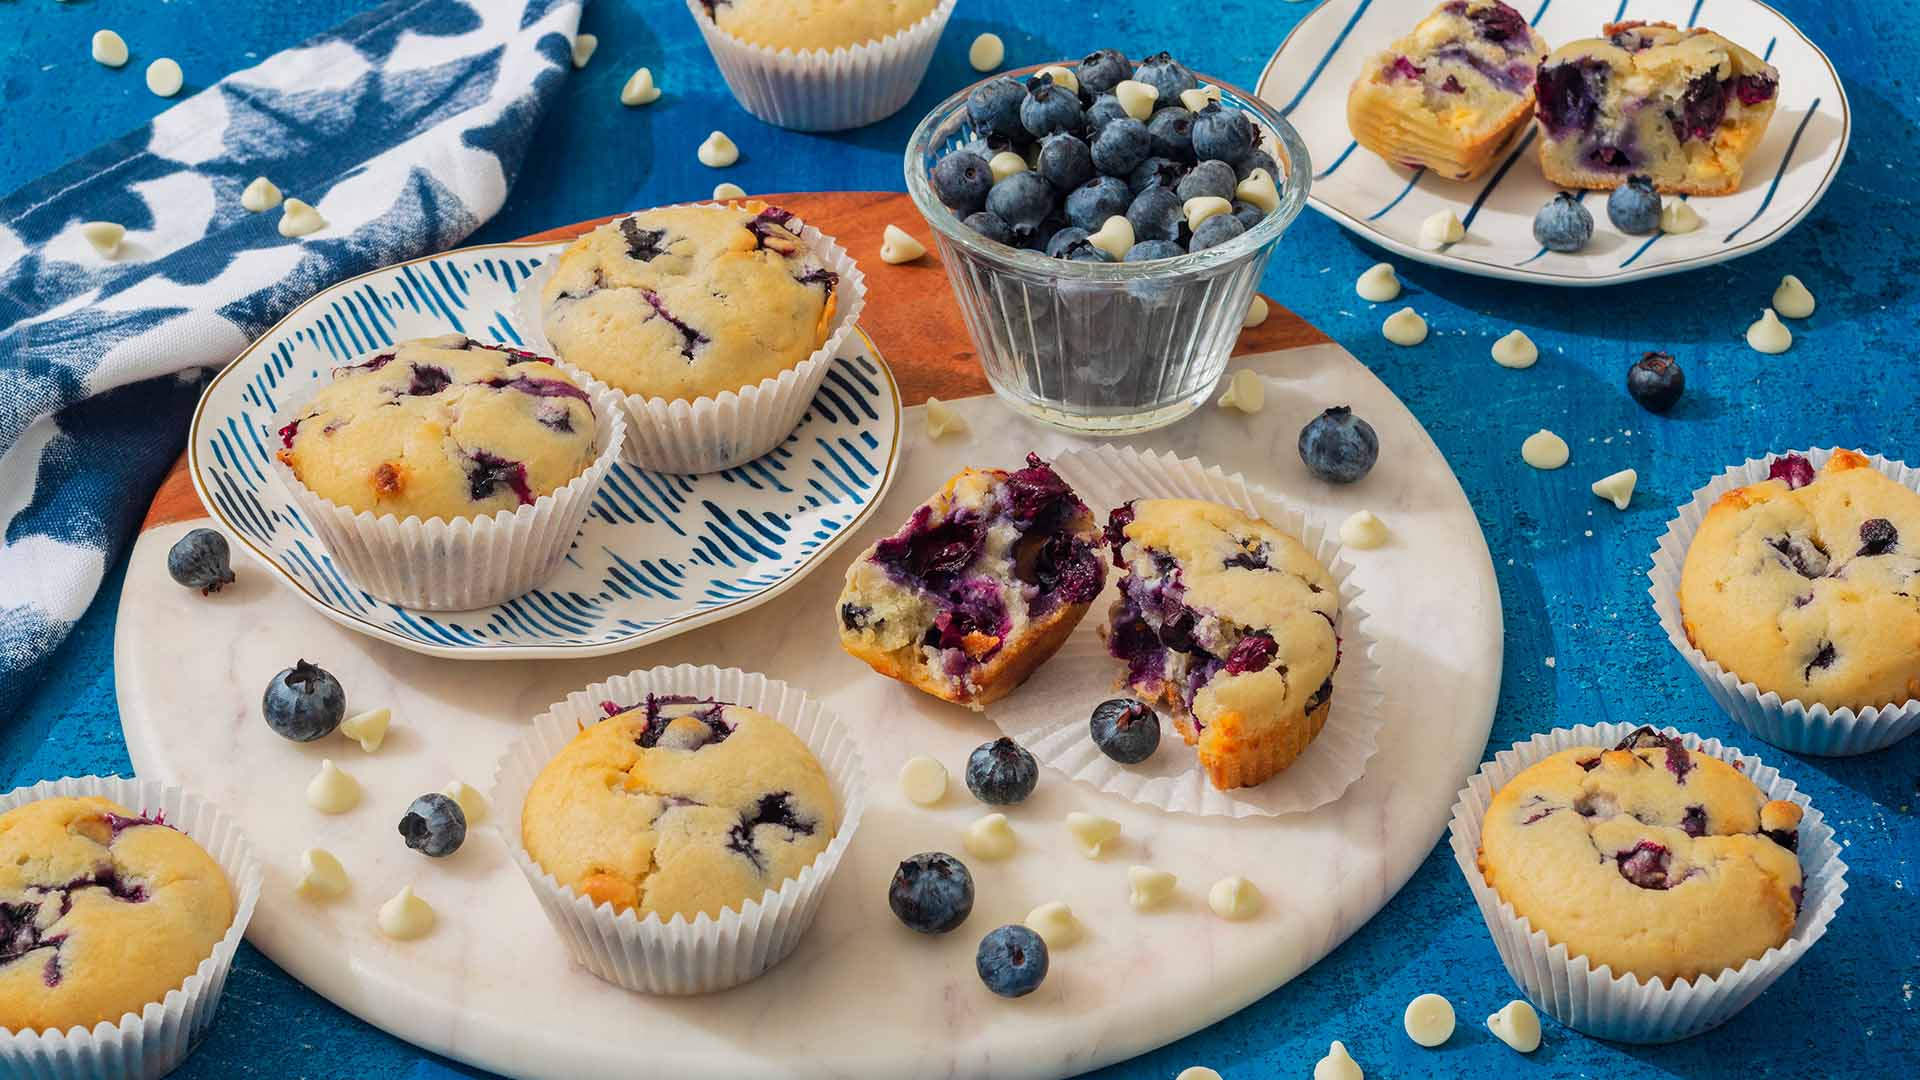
[187,243,902,659]
[1257,0,1849,284]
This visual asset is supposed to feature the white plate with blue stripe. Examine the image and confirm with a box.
[187,243,902,659]
[1257,0,1849,284]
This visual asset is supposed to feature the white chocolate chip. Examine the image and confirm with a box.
[79,221,125,259]
[696,130,739,168]
[1773,274,1816,319]
[240,176,283,213]
[1491,329,1538,368]
[278,198,327,238]
[1746,308,1792,354]
[340,707,389,752]
[1037,65,1078,94]
[1025,901,1082,949]
[1178,85,1220,112]
[1242,296,1269,329]
[712,182,746,201]
[1660,199,1702,234]
[1064,811,1120,858]
[1176,1068,1223,1080]
[570,33,598,69]
[145,57,183,98]
[1075,215,1128,260]
[1418,209,1463,248]
[296,848,349,900]
[376,885,435,940]
[1314,1040,1364,1080]
[1127,865,1176,910]
[1486,999,1542,1053]
[1339,510,1389,550]
[1404,992,1456,1047]
[880,223,927,264]
[1521,429,1570,470]
[1216,369,1265,413]
[442,780,488,826]
[1234,167,1279,214]
[1207,876,1260,920]
[620,67,661,106]
[1355,262,1400,302]
[1591,468,1637,510]
[306,758,361,814]
[1182,195,1231,232]
[964,812,1016,860]
[1114,79,1159,120]
[898,755,947,805]
[91,29,129,68]
[967,33,1005,72]
[988,150,1028,183]
[925,396,969,439]
[1382,306,1428,346]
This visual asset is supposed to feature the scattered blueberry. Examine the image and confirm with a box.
[1045,227,1092,257]
[1065,175,1133,231]
[1190,213,1245,251]
[1037,132,1094,191]
[1235,149,1279,181]
[889,852,975,934]
[976,924,1049,998]
[1090,698,1160,763]
[1607,175,1662,235]
[932,151,994,216]
[1175,159,1236,203]
[262,660,346,742]
[166,528,235,594]
[1231,200,1266,230]
[1626,351,1685,413]
[1124,239,1186,261]
[1132,51,1198,104]
[1127,156,1187,195]
[1298,406,1380,484]
[1077,48,1132,96]
[1020,74,1084,139]
[964,210,1014,245]
[1125,186,1184,244]
[1533,192,1594,253]
[965,737,1039,805]
[1090,117,1152,178]
[1859,518,1898,556]
[985,172,1055,243]
[1146,107,1196,162]
[966,77,1027,141]
[1085,93,1129,135]
[398,793,467,858]
[1191,103,1254,164]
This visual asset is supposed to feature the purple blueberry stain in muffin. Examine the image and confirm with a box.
[1536,59,1608,138]
[794,266,839,292]
[1615,840,1675,889]
[1857,518,1897,556]
[1768,534,1831,579]
[1463,1,1530,47]
[1768,453,1816,490]
[486,373,593,404]
[725,791,816,872]
[464,451,534,506]
[1223,631,1279,675]
[1673,72,1730,141]
[640,289,709,361]
[1803,640,1837,682]
[1681,805,1708,837]
[1389,55,1425,80]
[620,218,669,262]
[406,363,452,396]
[1733,73,1777,106]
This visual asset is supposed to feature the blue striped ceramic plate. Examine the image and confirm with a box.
[187,243,902,659]
[1257,0,1849,284]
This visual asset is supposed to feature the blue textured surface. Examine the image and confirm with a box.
[3,1,1916,1077]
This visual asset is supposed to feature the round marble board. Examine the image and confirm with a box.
[115,194,1503,1080]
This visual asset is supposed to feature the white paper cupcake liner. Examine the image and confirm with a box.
[684,0,955,131]
[490,664,867,995]
[1650,447,1920,756]
[269,354,626,611]
[987,447,1386,818]
[514,204,868,474]
[0,776,263,1080]
[1448,723,1846,1044]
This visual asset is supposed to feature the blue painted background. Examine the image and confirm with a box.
[2,1,1914,1077]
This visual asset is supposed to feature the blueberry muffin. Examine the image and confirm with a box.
[521,697,837,920]
[0,796,235,1032]
[699,0,939,52]
[837,454,1106,710]
[1346,1,1549,181]
[276,334,598,522]
[1536,21,1779,195]
[1478,727,1804,984]
[1101,499,1338,790]
[1679,450,1920,711]
[539,203,840,403]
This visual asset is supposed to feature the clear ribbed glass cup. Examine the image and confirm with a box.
[905,66,1311,434]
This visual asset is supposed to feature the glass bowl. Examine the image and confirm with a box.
[904,65,1311,434]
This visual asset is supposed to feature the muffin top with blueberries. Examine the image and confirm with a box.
[1679,450,1920,711]
[0,796,236,1033]
[520,697,837,921]
[1477,727,1803,984]
[701,0,939,52]
[539,203,839,402]
[277,334,599,522]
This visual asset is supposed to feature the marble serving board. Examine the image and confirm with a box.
[114,195,1502,1079]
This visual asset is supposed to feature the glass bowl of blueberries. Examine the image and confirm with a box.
[905,49,1309,434]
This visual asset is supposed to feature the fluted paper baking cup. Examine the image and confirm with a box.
[1448,723,1846,1044]
[684,0,955,131]
[989,446,1386,818]
[0,776,263,1080]
[490,665,867,995]
[1650,447,1920,755]
[513,205,868,474]
[269,356,625,611]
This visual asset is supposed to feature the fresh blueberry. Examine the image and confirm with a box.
[1533,192,1594,253]
[976,924,1049,998]
[1127,156,1188,195]
[1175,159,1237,203]
[1084,93,1129,136]
[1146,107,1196,162]
[1027,209,1070,252]
[1189,213,1245,251]
[1037,132,1094,191]
[1065,175,1132,232]
[889,852,974,934]
[1090,117,1152,178]
[965,210,1014,245]
[1298,406,1380,484]
[261,660,346,742]
[166,528,235,594]
[965,737,1039,805]
[1125,186,1185,244]
[1090,698,1160,763]
[1124,239,1186,261]
[1191,103,1255,164]
[985,172,1054,243]
[1231,200,1267,230]
[1077,48,1132,96]
[1626,351,1685,413]
[1064,240,1113,262]
[398,793,467,858]
[1607,175,1662,235]
[1132,51,1198,104]
[1045,227,1092,258]
[1020,74,1084,139]
[967,77,1027,141]
[931,151,993,216]
[1235,148,1279,181]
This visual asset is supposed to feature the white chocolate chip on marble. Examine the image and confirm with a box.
[1382,306,1427,346]
[306,758,361,814]
[620,67,661,106]
[1487,999,1542,1053]
[968,33,1005,72]
[91,29,129,68]
[988,150,1028,183]
[1216,368,1265,413]
[79,222,125,259]
[296,847,349,900]
[1314,1040,1364,1080]
[1182,195,1231,232]
[1207,876,1260,920]
[1178,85,1220,112]
[1591,468,1637,510]
[340,707,389,752]
[1114,79,1159,120]
[1037,65,1079,95]
[241,176,283,213]
[1660,199,1702,234]
[880,224,927,264]
[1746,308,1792,354]
[1355,262,1400,302]
[1087,214,1134,260]
[1491,329,1537,368]
[697,130,739,168]
[1773,274,1815,319]
[145,57,183,97]
[1339,510,1389,550]
[1065,811,1120,858]
[1025,901,1082,949]
[1175,1068,1223,1080]
[1234,167,1279,214]
[377,885,436,941]
[1418,209,1463,248]
[925,396,969,439]
[1521,429,1569,470]
[570,33,597,69]
[898,755,948,805]
[278,198,327,238]
[964,812,1016,860]
[443,780,488,826]
[1242,296,1269,330]
[1404,992,1456,1047]
[1127,865,1176,910]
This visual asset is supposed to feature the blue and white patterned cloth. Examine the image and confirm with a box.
[0,0,580,712]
